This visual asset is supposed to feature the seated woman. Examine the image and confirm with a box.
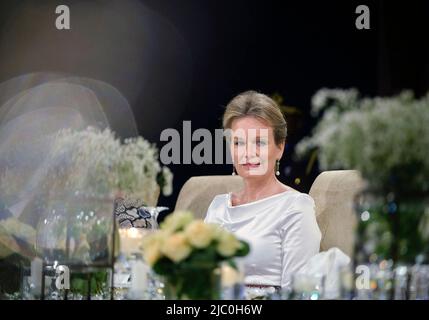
[204,91,321,294]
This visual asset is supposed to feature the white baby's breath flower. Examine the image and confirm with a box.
[41,126,172,202]
[296,89,429,193]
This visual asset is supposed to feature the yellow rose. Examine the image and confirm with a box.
[161,210,194,233]
[184,220,215,248]
[141,231,166,266]
[161,232,191,263]
[144,246,161,266]
[216,230,242,257]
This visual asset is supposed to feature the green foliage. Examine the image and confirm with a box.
[69,269,110,297]
[0,253,29,297]
[153,240,248,300]
[355,192,429,264]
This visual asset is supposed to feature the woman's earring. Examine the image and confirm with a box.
[275,160,280,176]
[232,165,236,176]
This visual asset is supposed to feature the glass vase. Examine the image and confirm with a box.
[35,191,116,300]
[162,266,221,300]
[354,189,429,266]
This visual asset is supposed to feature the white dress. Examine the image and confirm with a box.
[204,190,322,291]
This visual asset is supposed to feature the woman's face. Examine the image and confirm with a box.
[229,116,284,179]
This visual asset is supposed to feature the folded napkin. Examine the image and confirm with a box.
[296,247,351,299]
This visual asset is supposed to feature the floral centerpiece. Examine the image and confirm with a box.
[41,127,173,298]
[37,126,173,256]
[296,89,429,265]
[142,211,250,300]
[0,126,173,299]
[46,127,172,201]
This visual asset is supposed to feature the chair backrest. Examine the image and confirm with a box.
[309,170,365,257]
[174,170,365,256]
[174,175,244,219]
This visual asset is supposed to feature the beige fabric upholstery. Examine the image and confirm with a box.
[175,170,365,257]
[174,175,244,219]
[309,170,365,257]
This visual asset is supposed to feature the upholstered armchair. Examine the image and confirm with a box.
[174,170,365,257]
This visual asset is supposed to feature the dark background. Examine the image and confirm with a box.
[146,0,429,217]
[0,0,427,218]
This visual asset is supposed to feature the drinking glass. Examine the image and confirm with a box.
[291,273,325,300]
[409,265,429,300]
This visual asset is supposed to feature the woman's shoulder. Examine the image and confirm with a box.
[285,190,315,206]
[206,193,229,211]
[210,193,229,204]
[204,193,229,223]
[266,188,315,206]
[276,190,316,218]
[278,191,319,235]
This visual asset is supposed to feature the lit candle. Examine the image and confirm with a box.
[30,257,43,296]
[119,227,147,255]
[129,259,148,299]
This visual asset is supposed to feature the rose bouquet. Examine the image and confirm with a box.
[142,211,250,300]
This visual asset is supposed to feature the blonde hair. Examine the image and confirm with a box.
[223,90,287,146]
